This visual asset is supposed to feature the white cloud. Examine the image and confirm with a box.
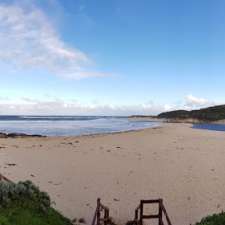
[0,95,220,116]
[184,94,216,109]
[0,3,107,79]
[0,97,167,116]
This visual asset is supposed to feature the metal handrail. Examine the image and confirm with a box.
[134,199,172,225]
[92,198,110,225]
[134,204,140,222]
[161,202,172,225]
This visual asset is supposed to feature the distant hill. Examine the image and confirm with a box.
[158,105,225,122]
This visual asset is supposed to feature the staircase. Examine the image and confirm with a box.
[92,198,172,225]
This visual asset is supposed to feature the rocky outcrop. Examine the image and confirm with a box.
[0,132,45,138]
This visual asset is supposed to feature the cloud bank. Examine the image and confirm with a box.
[0,95,219,116]
[0,98,166,116]
[0,3,106,79]
[184,95,215,108]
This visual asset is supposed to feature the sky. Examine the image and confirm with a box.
[0,0,225,115]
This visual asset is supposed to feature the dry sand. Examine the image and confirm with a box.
[0,123,225,225]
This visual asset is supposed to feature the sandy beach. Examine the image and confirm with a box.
[1,123,225,225]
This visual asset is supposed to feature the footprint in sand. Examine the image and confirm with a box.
[47,181,62,186]
[53,182,62,186]
[128,170,134,175]
[6,163,17,166]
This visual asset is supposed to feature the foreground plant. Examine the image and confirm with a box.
[195,212,225,225]
[0,180,73,225]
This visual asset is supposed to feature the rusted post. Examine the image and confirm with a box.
[161,203,172,225]
[140,201,143,225]
[135,208,138,221]
[104,207,109,225]
[159,199,163,225]
[97,198,101,225]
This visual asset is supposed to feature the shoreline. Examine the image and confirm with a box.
[1,120,225,139]
[1,115,225,139]
[0,124,162,139]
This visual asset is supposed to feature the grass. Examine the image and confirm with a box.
[2,180,224,225]
[0,200,72,225]
[195,212,225,225]
[0,180,73,225]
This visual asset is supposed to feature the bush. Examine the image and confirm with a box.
[0,180,51,212]
[0,180,73,225]
[195,212,225,225]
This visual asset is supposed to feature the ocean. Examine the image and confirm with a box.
[0,116,160,136]
[193,123,225,132]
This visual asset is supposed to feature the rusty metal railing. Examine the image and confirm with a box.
[92,198,110,225]
[134,199,172,225]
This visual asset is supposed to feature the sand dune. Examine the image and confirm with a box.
[0,123,225,225]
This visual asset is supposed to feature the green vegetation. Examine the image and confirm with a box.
[158,105,225,122]
[2,179,225,225]
[0,180,73,225]
[195,212,225,225]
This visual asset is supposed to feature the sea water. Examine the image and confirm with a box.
[193,123,225,132]
[0,116,160,136]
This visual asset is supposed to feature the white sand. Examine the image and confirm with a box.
[1,123,225,225]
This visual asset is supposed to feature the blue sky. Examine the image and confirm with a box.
[0,0,224,115]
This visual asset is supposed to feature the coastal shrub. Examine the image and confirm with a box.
[0,180,73,225]
[195,212,225,225]
[158,105,225,122]
[0,180,50,211]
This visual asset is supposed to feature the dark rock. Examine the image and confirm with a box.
[72,218,77,224]
[78,218,86,224]
[7,133,28,137]
[7,133,45,138]
[0,132,8,138]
